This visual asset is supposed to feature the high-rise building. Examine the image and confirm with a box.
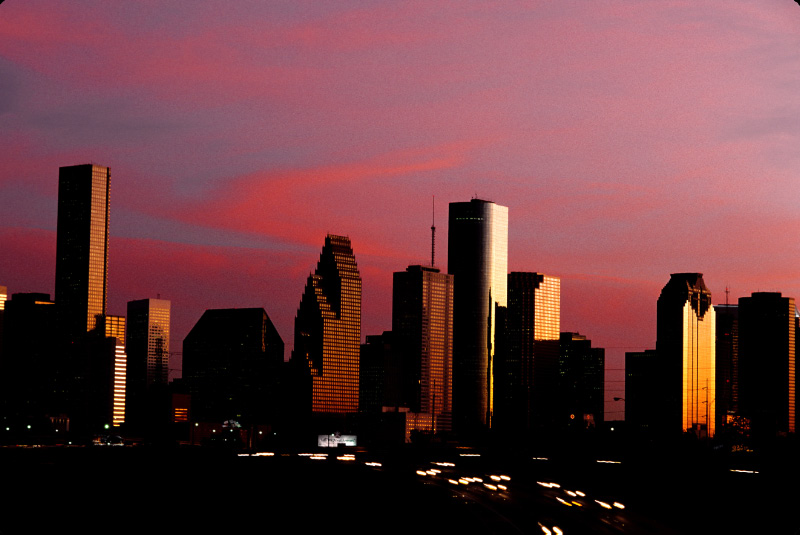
[448,199,508,431]
[0,285,6,364]
[656,273,716,437]
[293,235,361,414]
[0,293,57,422]
[625,349,659,433]
[99,314,126,427]
[183,308,284,424]
[738,292,795,436]
[494,272,560,432]
[392,265,454,433]
[558,332,604,430]
[55,164,110,340]
[715,304,738,427]
[126,299,170,430]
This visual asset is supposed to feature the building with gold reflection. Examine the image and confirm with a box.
[126,299,170,431]
[293,235,361,414]
[738,292,795,437]
[392,265,454,434]
[100,314,127,427]
[55,164,110,341]
[494,272,560,433]
[448,199,508,432]
[656,273,716,437]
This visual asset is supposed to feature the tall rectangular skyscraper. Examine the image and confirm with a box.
[656,273,716,437]
[448,199,508,431]
[738,292,795,436]
[494,272,560,432]
[55,164,110,340]
[293,235,361,414]
[392,265,454,433]
[126,299,170,430]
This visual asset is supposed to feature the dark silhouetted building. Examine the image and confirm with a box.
[494,272,560,433]
[738,292,795,436]
[392,265,454,434]
[292,235,361,414]
[558,332,604,430]
[715,304,738,428]
[126,299,170,432]
[625,349,658,434]
[448,199,508,432]
[359,332,393,415]
[183,308,284,425]
[0,293,58,426]
[55,164,110,341]
[656,273,716,437]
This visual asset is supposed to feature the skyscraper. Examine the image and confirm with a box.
[293,234,361,414]
[392,265,454,433]
[494,272,560,432]
[183,308,284,424]
[99,314,126,427]
[625,349,659,433]
[738,292,795,436]
[558,332,604,430]
[715,303,738,426]
[448,199,508,431]
[55,164,110,340]
[656,273,716,437]
[126,299,170,430]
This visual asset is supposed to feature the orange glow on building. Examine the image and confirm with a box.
[294,235,361,414]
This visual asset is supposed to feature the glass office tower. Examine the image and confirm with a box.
[738,292,795,436]
[55,164,110,340]
[392,265,454,433]
[293,235,362,414]
[657,273,716,437]
[448,199,508,431]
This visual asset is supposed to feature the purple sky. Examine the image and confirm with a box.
[2,1,799,413]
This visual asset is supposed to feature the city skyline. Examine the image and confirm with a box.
[2,2,799,410]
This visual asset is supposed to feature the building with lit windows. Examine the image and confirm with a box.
[738,292,795,437]
[55,164,110,341]
[0,285,6,364]
[293,235,361,414]
[494,272,560,433]
[448,199,508,432]
[100,314,126,427]
[656,273,716,437]
[126,299,170,431]
[392,265,454,434]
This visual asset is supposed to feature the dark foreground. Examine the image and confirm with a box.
[3,444,799,534]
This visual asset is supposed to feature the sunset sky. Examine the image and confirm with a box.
[2,1,799,409]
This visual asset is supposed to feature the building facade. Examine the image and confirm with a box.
[392,265,454,433]
[293,235,362,414]
[738,292,795,436]
[714,304,738,427]
[625,349,659,433]
[558,332,604,430]
[447,199,508,431]
[183,308,284,424]
[125,299,170,430]
[55,164,110,340]
[494,272,561,433]
[656,273,716,437]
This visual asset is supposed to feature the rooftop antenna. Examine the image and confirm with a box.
[431,195,436,267]
[725,286,729,306]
